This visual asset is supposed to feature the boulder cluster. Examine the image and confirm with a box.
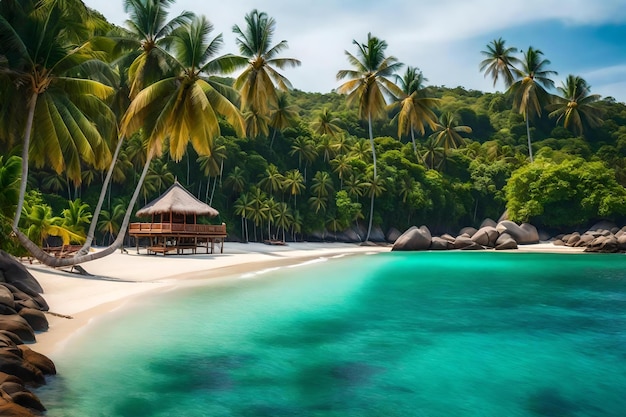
[553,221,626,253]
[391,219,539,251]
[0,251,55,417]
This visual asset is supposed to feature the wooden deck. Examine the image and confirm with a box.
[129,222,227,255]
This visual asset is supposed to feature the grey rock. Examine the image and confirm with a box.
[391,226,432,251]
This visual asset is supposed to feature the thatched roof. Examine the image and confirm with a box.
[136,181,219,217]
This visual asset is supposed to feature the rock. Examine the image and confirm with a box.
[17,346,55,376]
[460,242,485,250]
[496,221,539,244]
[440,233,456,243]
[0,252,43,296]
[0,316,35,344]
[0,400,39,417]
[459,227,477,237]
[552,239,565,246]
[471,226,499,247]
[585,235,619,253]
[574,233,594,247]
[495,233,518,250]
[0,332,23,346]
[16,310,47,333]
[0,305,17,316]
[617,234,626,251]
[588,220,618,233]
[0,287,14,310]
[452,235,475,249]
[332,228,362,243]
[391,226,432,251]
[0,351,44,386]
[0,383,45,412]
[479,218,498,228]
[430,237,452,250]
[368,225,386,242]
[0,284,48,312]
[385,228,402,244]
[565,233,581,246]
[0,373,22,386]
[538,229,553,241]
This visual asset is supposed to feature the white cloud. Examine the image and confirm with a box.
[82,0,626,102]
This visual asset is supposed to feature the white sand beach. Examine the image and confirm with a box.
[27,242,391,356]
[25,241,585,357]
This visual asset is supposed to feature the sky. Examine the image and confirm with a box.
[83,0,626,103]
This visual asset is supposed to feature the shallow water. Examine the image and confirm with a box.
[38,252,626,416]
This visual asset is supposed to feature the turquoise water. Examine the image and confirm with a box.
[37,252,626,416]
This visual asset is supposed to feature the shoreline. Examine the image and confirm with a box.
[26,241,585,357]
[27,242,391,357]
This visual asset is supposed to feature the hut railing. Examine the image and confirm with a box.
[129,222,226,235]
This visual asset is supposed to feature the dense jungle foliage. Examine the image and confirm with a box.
[1,0,626,257]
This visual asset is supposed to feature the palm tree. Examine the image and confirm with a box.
[22,204,83,247]
[317,135,336,162]
[13,13,245,267]
[97,201,125,245]
[234,192,254,242]
[224,166,248,195]
[429,112,472,154]
[311,171,334,199]
[311,108,343,138]
[479,37,521,88]
[197,139,227,204]
[61,199,93,236]
[344,173,365,200]
[282,169,305,207]
[289,136,318,181]
[269,92,298,148]
[392,66,439,154]
[0,0,115,231]
[547,75,604,137]
[349,139,372,162]
[232,9,301,121]
[113,0,194,98]
[248,187,269,241]
[330,154,353,189]
[508,47,557,162]
[258,164,284,196]
[273,202,293,242]
[0,155,20,218]
[336,32,402,242]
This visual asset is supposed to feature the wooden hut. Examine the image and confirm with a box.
[128,181,227,255]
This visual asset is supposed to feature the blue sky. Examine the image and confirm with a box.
[83,0,626,103]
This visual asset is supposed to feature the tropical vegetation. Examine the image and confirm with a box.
[1,1,626,262]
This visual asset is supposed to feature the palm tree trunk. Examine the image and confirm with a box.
[365,112,376,242]
[13,93,38,230]
[12,153,153,268]
[526,108,533,162]
[410,128,417,155]
[209,175,218,206]
[77,136,125,255]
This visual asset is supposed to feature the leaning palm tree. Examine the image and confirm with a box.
[232,9,301,127]
[479,37,521,88]
[391,66,439,154]
[336,32,403,241]
[13,14,244,266]
[546,75,604,137]
[508,47,557,162]
[76,0,194,255]
[0,0,115,233]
